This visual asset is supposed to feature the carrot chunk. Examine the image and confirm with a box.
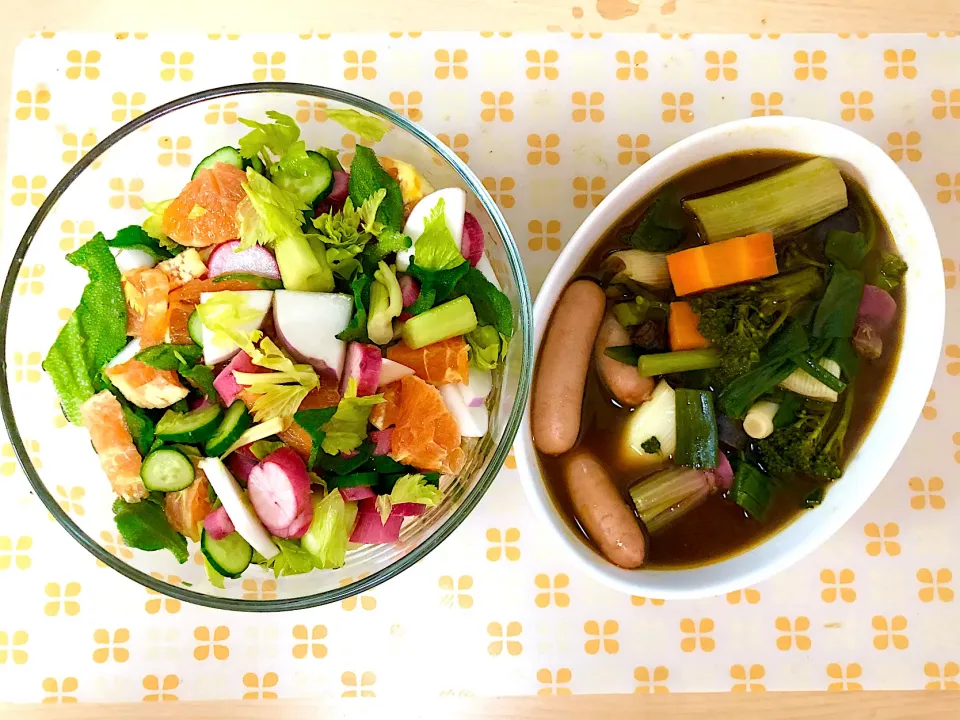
[666,232,778,296]
[668,302,711,351]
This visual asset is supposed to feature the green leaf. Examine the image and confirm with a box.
[813,265,865,339]
[249,440,284,460]
[466,325,504,370]
[362,228,412,270]
[316,146,343,172]
[389,473,443,506]
[315,441,375,476]
[604,345,641,366]
[237,168,309,250]
[452,266,514,338]
[804,487,825,508]
[293,406,338,468]
[825,230,869,270]
[348,146,404,231]
[43,234,127,424]
[301,490,351,569]
[410,198,466,271]
[237,110,301,160]
[122,404,155,456]
[269,538,315,577]
[405,262,470,314]
[320,379,384,455]
[179,364,217,400]
[142,199,178,250]
[640,436,661,454]
[325,109,391,143]
[628,186,685,252]
[871,252,908,292]
[106,224,173,262]
[204,557,226,589]
[336,273,373,343]
[134,343,203,370]
[112,496,188,563]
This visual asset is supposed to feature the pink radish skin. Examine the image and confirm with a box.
[214,351,260,407]
[340,486,377,502]
[370,428,393,456]
[203,506,235,540]
[713,452,734,491]
[350,510,404,543]
[378,358,415,388]
[247,448,314,539]
[314,171,350,216]
[340,343,382,397]
[399,275,420,307]
[226,446,258,485]
[189,396,211,411]
[857,285,897,332]
[207,240,281,280]
[460,212,484,267]
[391,502,427,517]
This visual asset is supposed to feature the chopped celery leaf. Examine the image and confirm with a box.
[237,168,308,250]
[410,198,466,271]
[237,110,300,160]
[43,234,127,424]
[320,379,384,455]
[390,473,443,506]
[266,538,315,577]
[301,490,351,569]
[249,439,285,460]
[204,558,226,589]
[326,109,391,143]
[466,325,505,370]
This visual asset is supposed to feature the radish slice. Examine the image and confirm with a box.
[227,446,258,485]
[460,212,484,267]
[315,171,350,215]
[391,502,427,517]
[203,505,236,540]
[474,254,501,291]
[247,447,314,539]
[370,428,393,456]
[397,188,467,271]
[107,338,142,368]
[350,510,404,543]
[399,275,420,307]
[713,452,734,491]
[378,358,415,387]
[340,486,376,502]
[207,240,281,280]
[341,343,382,397]
[199,290,273,365]
[198,457,279,559]
[189,396,211,411]
[112,247,157,274]
[273,290,353,377]
[439,384,488,437]
[456,368,492,408]
[214,351,259,407]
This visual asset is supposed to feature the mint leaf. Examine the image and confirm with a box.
[293,407,338,468]
[348,146,403,231]
[453,266,514,338]
[134,343,203,370]
[112,496,188,563]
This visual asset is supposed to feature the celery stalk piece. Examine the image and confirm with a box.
[402,295,478,349]
[636,348,720,377]
[276,234,334,292]
[684,157,848,243]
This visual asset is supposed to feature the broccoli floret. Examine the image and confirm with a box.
[690,268,822,385]
[756,390,854,480]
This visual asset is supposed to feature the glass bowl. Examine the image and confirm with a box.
[0,82,533,611]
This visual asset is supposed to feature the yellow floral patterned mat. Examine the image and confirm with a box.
[1,31,959,702]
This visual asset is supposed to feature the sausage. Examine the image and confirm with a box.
[532,279,606,455]
[564,449,646,569]
[594,313,654,407]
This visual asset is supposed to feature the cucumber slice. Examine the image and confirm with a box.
[156,405,223,443]
[205,400,254,456]
[187,310,204,347]
[140,448,195,492]
[328,471,380,489]
[242,155,266,175]
[201,528,253,578]
[191,146,244,180]
[273,151,332,206]
[212,272,283,290]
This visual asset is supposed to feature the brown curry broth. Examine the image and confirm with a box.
[537,150,905,569]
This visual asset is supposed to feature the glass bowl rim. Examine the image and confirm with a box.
[0,81,534,612]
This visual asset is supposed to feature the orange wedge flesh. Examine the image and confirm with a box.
[386,337,470,386]
[79,391,147,502]
[161,162,247,248]
[164,462,214,542]
[381,375,465,474]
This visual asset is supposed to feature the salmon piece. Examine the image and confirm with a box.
[104,359,189,409]
[79,391,147,502]
[386,337,470,386]
[162,163,248,247]
[387,375,465,474]
[138,268,171,346]
[156,248,207,290]
[239,382,342,460]
[165,463,214,542]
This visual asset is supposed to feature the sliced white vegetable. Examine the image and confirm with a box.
[199,290,273,365]
[378,358,416,387]
[475,254,502,291]
[198,456,279,560]
[397,187,467,271]
[439,384,488,438]
[743,400,780,440]
[273,290,353,377]
[220,417,288,459]
[779,358,841,402]
[606,249,671,290]
[457,367,492,407]
[621,379,676,469]
[111,247,157,274]
[107,338,142,368]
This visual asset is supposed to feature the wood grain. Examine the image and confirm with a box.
[4,691,960,719]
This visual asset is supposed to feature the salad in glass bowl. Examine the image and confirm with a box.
[19,86,528,606]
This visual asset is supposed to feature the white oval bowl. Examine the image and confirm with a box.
[515,116,944,600]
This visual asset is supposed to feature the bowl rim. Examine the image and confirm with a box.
[0,81,534,612]
[514,115,943,599]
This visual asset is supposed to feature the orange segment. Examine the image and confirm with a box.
[369,380,402,430]
[79,391,147,502]
[385,375,465,474]
[164,462,214,542]
[104,359,189,409]
[386,337,470,386]
[161,162,247,247]
[165,276,266,344]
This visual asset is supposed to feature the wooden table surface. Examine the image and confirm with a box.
[2,1,960,717]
